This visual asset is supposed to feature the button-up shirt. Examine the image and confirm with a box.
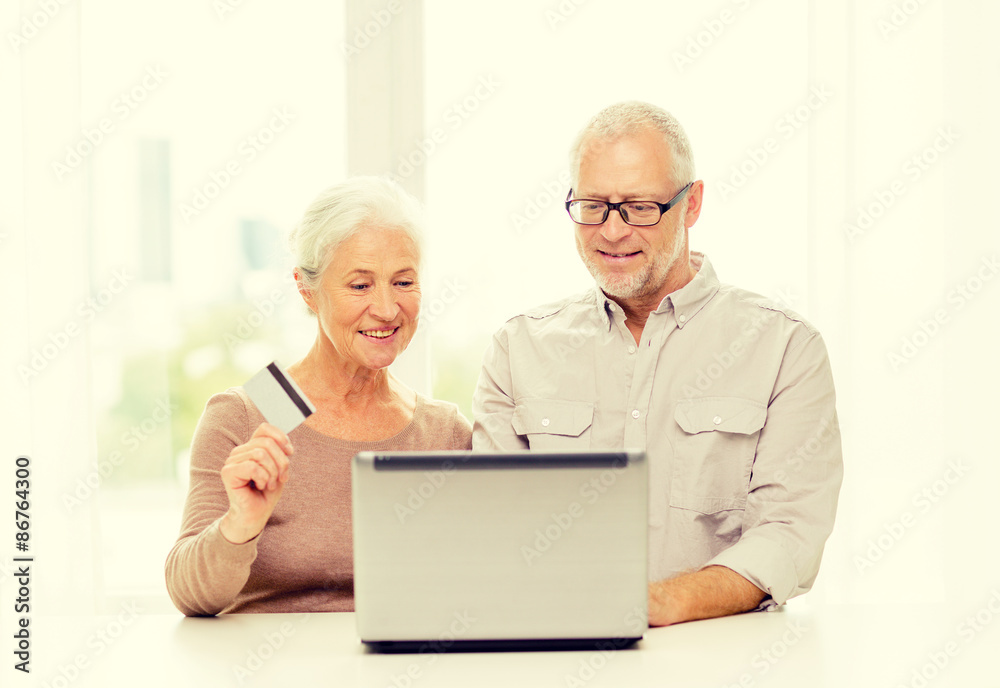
[472,252,843,606]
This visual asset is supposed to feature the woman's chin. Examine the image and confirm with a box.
[355,349,404,372]
[346,330,414,372]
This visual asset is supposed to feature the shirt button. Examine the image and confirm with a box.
[678,314,687,324]
[631,410,640,419]
[627,345,636,354]
[713,415,722,425]
[541,418,550,427]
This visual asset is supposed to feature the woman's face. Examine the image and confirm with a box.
[305,226,421,372]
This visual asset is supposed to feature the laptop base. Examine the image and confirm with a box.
[363,636,642,653]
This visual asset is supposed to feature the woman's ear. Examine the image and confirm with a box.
[294,268,318,314]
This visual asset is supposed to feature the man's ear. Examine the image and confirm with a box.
[294,268,319,314]
[683,180,705,230]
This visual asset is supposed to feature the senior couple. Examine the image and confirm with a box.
[166,101,843,626]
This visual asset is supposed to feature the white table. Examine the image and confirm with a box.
[20,600,997,687]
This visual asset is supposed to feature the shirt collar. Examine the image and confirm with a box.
[591,284,617,330]
[658,251,720,329]
[591,251,721,330]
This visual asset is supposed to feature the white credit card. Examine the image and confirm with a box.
[243,361,316,434]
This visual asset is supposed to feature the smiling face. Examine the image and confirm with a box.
[573,126,702,306]
[303,226,421,372]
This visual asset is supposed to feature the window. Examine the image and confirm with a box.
[80,0,347,612]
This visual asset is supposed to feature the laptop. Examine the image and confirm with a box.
[352,450,648,651]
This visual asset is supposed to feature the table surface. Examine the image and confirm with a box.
[18,600,998,688]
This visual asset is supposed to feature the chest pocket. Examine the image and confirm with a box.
[669,396,766,514]
[511,398,594,450]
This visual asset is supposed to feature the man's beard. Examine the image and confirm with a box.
[576,214,685,302]
[579,250,667,301]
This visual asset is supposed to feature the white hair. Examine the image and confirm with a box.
[288,175,424,292]
[569,101,696,189]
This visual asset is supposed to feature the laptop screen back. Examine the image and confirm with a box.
[352,451,648,644]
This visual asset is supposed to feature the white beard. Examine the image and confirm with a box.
[576,209,686,302]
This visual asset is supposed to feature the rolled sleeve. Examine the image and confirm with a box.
[166,518,260,616]
[704,332,843,605]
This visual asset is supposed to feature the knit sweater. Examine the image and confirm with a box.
[165,387,473,616]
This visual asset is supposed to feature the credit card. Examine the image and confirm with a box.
[243,361,316,434]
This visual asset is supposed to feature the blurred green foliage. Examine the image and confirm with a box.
[96,304,274,484]
[431,339,480,425]
[97,308,486,485]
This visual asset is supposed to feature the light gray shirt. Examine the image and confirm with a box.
[472,252,843,606]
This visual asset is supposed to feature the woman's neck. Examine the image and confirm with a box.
[287,335,394,403]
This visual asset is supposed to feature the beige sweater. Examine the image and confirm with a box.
[165,387,473,616]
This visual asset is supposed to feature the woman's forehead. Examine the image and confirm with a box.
[328,227,420,274]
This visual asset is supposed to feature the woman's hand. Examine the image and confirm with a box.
[219,423,293,544]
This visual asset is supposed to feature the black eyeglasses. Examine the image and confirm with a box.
[565,182,693,226]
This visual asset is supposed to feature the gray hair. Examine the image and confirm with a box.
[288,176,424,292]
[569,101,696,190]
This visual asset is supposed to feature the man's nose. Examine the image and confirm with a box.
[600,207,634,243]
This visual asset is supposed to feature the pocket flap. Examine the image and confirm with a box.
[512,398,595,437]
[674,397,766,435]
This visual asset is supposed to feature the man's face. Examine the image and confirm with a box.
[573,127,698,303]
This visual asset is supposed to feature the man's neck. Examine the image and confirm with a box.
[612,259,698,345]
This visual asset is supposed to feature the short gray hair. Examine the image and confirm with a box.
[569,101,696,189]
[288,176,424,292]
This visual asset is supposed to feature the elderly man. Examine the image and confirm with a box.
[473,101,843,626]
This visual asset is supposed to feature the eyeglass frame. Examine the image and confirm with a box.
[564,181,694,226]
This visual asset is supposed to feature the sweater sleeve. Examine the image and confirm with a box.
[165,390,260,616]
[451,408,474,450]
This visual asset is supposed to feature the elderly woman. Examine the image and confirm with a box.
[165,176,472,615]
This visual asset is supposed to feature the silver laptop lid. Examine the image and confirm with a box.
[353,451,648,644]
